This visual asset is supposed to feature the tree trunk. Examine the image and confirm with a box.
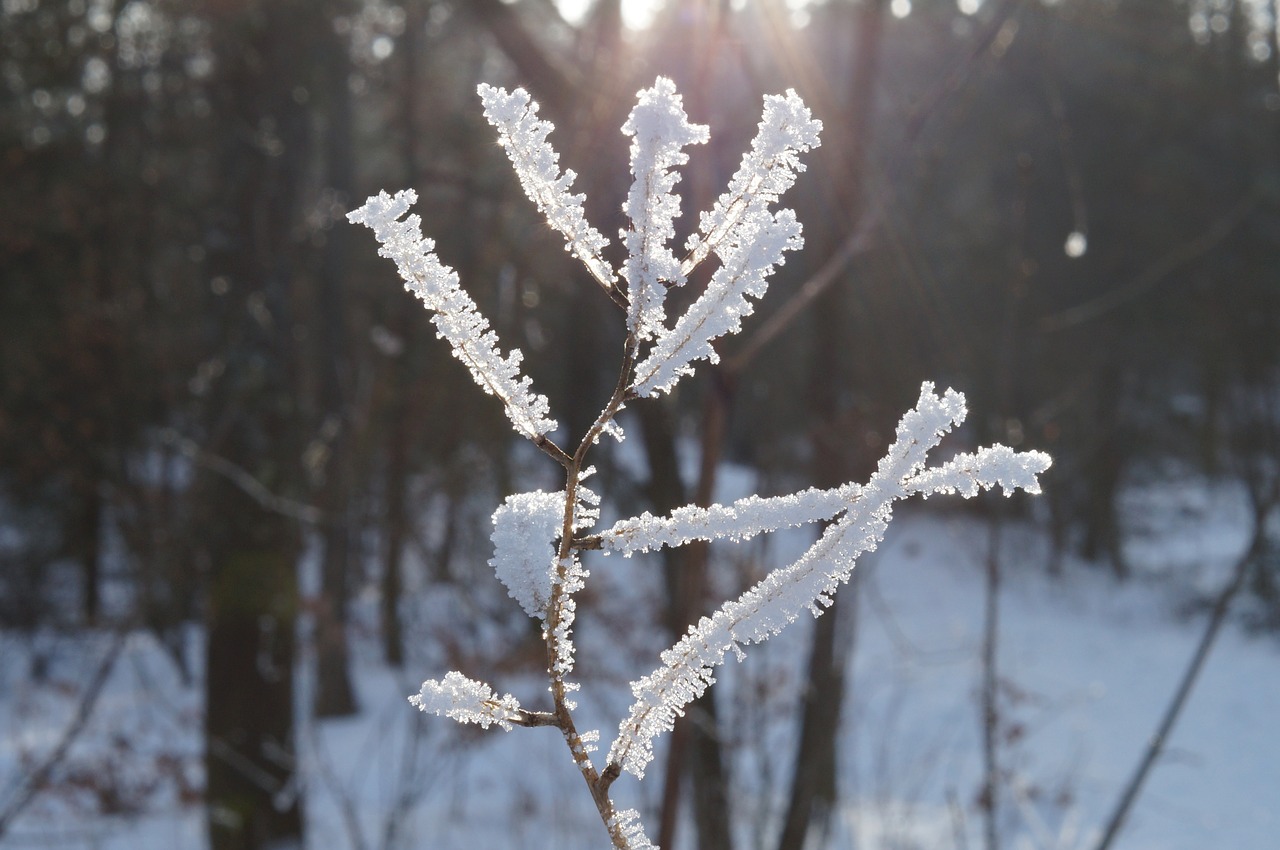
[206,497,302,850]
[978,513,1003,850]
[376,0,434,669]
[1081,354,1126,577]
[776,2,885,848]
[776,596,850,850]
[636,399,735,850]
[775,303,855,850]
[380,416,408,667]
[73,470,102,623]
[312,0,358,719]
[202,3,313,845]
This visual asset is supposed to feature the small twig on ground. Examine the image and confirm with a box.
[1091,497,1271,850]
[0,629,128,840]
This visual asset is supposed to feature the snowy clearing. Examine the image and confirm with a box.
[0,474,1275,850]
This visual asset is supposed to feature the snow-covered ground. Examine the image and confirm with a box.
[1,472,1276,850]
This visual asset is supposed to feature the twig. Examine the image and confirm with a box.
[1040,193,1258,333]
[0,630,127,840]
[299,714,371,850]
[161,429,323,524]
[979,514,1003,850]
[542,332,642,850]
[512,709,561,728]
[1091,504,1268,850]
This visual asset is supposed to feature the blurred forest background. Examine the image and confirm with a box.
[1,0,1278,849]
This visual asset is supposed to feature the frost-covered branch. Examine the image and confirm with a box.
[681,89,821,277]
[353,78,1053,850]
[621,77,709,340]
[490,490,564,619]
[347,190,558,442]
[586,483,862,556]
[606,383,1052,778]
[908,444,1051,499]
[478,84,621,303]
[587,436,1046,560]
[631,90,821,397]
[546,478,601,688]
[409,672,525,731]
[609,808,658,850]
[631,207,803,397]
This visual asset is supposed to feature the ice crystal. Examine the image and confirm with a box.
[609,808,657,850]
[598,483,862,556]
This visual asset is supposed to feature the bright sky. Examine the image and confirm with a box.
[553,0,665,30]
[554,0,831,31]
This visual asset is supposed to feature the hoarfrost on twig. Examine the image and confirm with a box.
[621,77,709,340]
[632,89,821,397]
[346,190,557,440]
[606,383,1052,778]
[479,84,618,295]
[410,672,522,731]
[609,808,657,850]
[596,483,862,556]
[490,490,564,619]
[683,89,822,274]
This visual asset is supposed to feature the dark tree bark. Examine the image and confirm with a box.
[201,2,314,846]
[375,0,434,669]
[683,375,737,850]
[1080,357,1126,577]
[636,398,735,850]
[775,299,856,850]
[775,596,850,850]
[312,0,359,719]
[380,406,408,668]
[978,514,1003,850]
[72,470,103,623]
[206,499,302,850]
